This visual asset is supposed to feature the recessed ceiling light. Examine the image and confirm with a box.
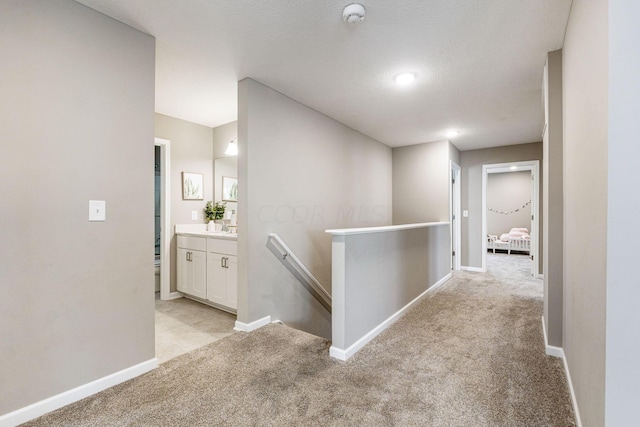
[445,130,460,138]
[394,72,416,86]
[510,166,518,170]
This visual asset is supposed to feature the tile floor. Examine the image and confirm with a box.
[155,293,237,363]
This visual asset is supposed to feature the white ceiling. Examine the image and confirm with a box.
[75,0,572,151]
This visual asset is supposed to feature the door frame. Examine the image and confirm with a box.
[155,138,178,300]
[450,161,461,271]
[481,160,540,276]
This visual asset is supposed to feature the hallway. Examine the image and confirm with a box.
[26,261,574,426]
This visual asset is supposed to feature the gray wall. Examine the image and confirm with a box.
[0,0,155,415]
[487,171,532,237]
[563,0,608,425]
[543,50,564,349]
[392,140,453,224]
[449,141,461,168]
[331,224,450,352]
[238,78,392,339]
[460,142,543,268]
[155,113,214,292]
[606,1,640,423]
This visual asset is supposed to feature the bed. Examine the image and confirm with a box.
[488,228,531,254]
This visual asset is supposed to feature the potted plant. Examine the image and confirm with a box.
[204,201,226,231]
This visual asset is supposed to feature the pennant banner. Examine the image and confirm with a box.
[488,200,531,215]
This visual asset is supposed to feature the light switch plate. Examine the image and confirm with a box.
[463,210,469,218]
[191,210,198,220]
[89,200,106,221]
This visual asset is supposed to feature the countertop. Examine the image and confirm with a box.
[175,224,237,240]
[176,230,237,240]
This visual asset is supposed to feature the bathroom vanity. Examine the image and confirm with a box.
[176,226,237,314]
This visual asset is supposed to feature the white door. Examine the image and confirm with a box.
[530,170,536,276]
[450,162,461,270]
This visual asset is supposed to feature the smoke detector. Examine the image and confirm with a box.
[343,4,366,24]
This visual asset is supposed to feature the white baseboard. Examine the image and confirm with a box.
[539,317,582,426]
[0,359,157,427]
[330,273,452,361]
[234,315,271,332]
[165,291,183,300]
[541,316,563,358]
[461,266,484,273]
[561,348,583,427]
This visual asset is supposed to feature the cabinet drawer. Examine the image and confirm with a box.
[177,235,207,251]
[208,238,237,255]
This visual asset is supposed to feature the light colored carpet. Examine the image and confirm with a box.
[23,254,575,426]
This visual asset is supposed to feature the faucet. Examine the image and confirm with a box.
[220,221,229,233]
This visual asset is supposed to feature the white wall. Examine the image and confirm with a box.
[238,78,392,339]
[487,171,532,237]
[562,0,608,424]
[606,1,640,424]
[0,0,155,415]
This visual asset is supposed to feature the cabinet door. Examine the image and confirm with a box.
[206,253,226,306]
[190,250,207,299]
[226,255,238,310]
[176,248,191,294]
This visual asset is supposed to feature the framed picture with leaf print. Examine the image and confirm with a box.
[182,172,204,200]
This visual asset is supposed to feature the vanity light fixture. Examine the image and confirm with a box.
[394,72,416,86]
[445,130,460,138]
[225,139,238,156]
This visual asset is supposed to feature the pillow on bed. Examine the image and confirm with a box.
[508,228,529,239]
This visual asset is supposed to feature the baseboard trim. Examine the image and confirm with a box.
[539,317,582,426]
[460,266,484,273]
[234,315,271,332]
[330,273,452,361]
[0,358,157,427]
[165,291,183,300]
[541,316,563,358]
[561,348,583,427]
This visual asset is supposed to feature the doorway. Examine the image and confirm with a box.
[482,161,540,276]
[154,137,174,300]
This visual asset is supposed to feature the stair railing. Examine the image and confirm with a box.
[266,233,332,312]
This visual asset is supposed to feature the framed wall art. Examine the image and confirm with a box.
[222,176,238,202]
[182,172,204,200]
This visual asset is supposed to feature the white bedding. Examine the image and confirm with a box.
[488,228,531,254]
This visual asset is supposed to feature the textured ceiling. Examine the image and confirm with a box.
[74,0,572,150]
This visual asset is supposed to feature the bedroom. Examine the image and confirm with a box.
[486,169,533,259]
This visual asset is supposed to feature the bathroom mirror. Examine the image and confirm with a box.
[214,156,238,215]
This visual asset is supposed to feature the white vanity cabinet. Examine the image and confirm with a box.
[176,235,207,299]
[206,238,237,310]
